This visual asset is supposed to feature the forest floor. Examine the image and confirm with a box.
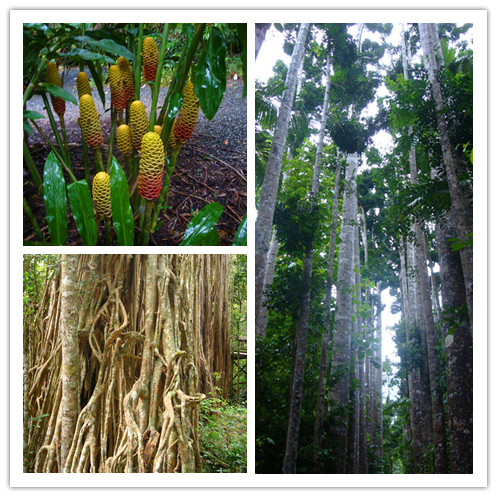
[23,69,247,246]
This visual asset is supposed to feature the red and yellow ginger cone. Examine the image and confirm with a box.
[78,94,104,148]
[109,65,126,111]
[142,37,159,82]
[172,79,199,143]
[76,71,92,99]
[46,61,66,118]
[129,100,149,151]
[116,124,134,157]
[137,132,165,201]
[92,171,112,218]
[117,56,135,102]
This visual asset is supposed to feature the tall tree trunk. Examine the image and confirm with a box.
[60,254,81,471]
[418,23,473,333]
[255,23,271,60]
[312,160,341,468]
[255,23,310,337]
[436,216,473,473]
[329,153,358,473]
[282,50,332,474]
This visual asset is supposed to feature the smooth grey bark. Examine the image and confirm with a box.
[312,160,341,467]
[418,23,473,333]
[282,50,332,474]
[374,282,383,467]
[255,23,271,60]
[255,23,310,337]
[329,153,358,473]
[60,254,81,472]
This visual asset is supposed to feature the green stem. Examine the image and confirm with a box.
[106,110,117,172]
[93,147,104,172]
[141,200,154,245]
[150,151,178,232]
[149,23,169,130]
[81,131,91,185]
[23,195,46,242]
[105,217,112,245]
[23,139,43,192]
[135,23,144,100]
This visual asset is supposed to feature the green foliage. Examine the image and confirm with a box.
[199,395,247,473]
[109,158,134,246]
[180,202,223,246]
[67,180,98,246]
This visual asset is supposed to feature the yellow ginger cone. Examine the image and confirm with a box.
[129,100,149,151]
[117,56,134,102]
[116,124,134,157]
[92,172,112,218]
[172,79,199,143]
[76,71,92,99]
[109,65,126,111]
[78,94,104,148]
[153,125,162,135]
[142,37,158,82]
[137,132,164,201]
[46,61,65,118]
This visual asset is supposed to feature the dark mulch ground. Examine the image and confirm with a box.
[23,74,247,246]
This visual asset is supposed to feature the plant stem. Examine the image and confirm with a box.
[23,195,46,242]
[149,23,169,130]
[23,139,43,192]
[93,147,104,172]
[105,217,112,245]
[150,151,178,232]
[140,200,154,245]
[135,23,144,100]
[106,110,117,171]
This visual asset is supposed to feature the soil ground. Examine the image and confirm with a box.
[23,69,247,246]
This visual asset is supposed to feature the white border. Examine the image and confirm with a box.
[9,6,488,490]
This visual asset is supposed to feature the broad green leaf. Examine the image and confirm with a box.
[166,91,184,120]
[109,157,134,246]
[39,83,78,105]
[180,202,223,246]
[63,48,114,65]
[232,215,247,246]
[193,27,227,120]
[67,180,97,246]
[43,151,67,245]
[74,36,136,61]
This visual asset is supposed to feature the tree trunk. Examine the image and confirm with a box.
[312,160,341,468]
[282,50,332,474]
[60,254,81,471]
[436,216,473,473]
[329,153,358,473]
[418,23,473,333]
[25,255,234,473]
[255,23,271,60]
[255,23,310,337]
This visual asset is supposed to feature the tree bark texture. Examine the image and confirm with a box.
[418,23,473,333]
[255,23,310,337]
[329,153,358,473]
[24,255,234,473]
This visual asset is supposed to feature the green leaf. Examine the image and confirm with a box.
[74,36,136,61]
[43,151,67,245]
[39,83,78,105]
[232,215,247,246]
[167,91,184,120]
[63,47,114,65]
[24,110,45,121]
[180,202,223,246]
[109,157,134,246]
[67,180,97,246]
[86,60,106,108]
[193,27,227,120]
